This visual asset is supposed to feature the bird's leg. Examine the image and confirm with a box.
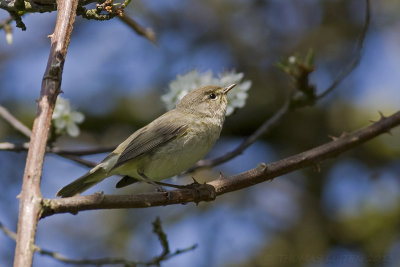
[137,169,167,192]
[154,181,188,189]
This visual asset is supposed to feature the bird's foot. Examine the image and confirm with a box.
[183,178,216,205]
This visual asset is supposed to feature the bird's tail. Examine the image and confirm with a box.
[56,167,108,198]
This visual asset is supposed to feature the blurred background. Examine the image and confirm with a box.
[1,0,400,266]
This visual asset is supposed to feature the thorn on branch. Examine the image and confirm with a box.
[378,110,387,120]
[256,162,267,173]
[328,135,339,141]
[312,162,321,173]
[219,171,227,180]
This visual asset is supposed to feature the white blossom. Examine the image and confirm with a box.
[52,96,84,137]
[162,70,251,116]
[6,31,12,45]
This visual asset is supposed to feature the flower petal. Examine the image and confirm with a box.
[67,121,80,137]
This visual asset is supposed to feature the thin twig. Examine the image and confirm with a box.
[190,97,291,171]
[0,0,372,177]
[0,142,29,151]
[190,0,371,170]
[41,110,400,218]
[1,219,196,266]
[60,154,97,167]
[0,16,13,30]
[0,142,98,167]
[0,105,32,138]
[119,14,157,44]
[317,0,370,99]
[0,141,114,156]
[50,146,115,155]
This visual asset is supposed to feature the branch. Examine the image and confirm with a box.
[0,138,114,156]
[190,97,291,170]
[190,0,371,170]
[0,105,32,138]
[41,111,400,218]
[77,0,131,20]
[13,1,78,266]
[0,142,99,167]
[1,219,196,266]
[317,0,370,99]
[49,145,115,155]
[0,16,13,30]
[0,0,57,14]
[118,14,157,44]
[58,154,97,168]
[0,105,99,168]
[0,0,371,169]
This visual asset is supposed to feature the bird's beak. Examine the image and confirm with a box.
[223,84,236,94]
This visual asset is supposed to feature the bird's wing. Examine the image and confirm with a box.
[111,122,188,170]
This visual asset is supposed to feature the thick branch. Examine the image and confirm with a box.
[13,1,78,267]
[41,111,400,218]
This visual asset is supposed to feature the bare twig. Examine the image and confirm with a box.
[0,0,372,176]
[0,16,13,30]
[119,14,157,44]
[152,217,170,263]
[317,0,370,99]
[50,146,115,155]
[190,97,291,171]
[0,142,29,151]
[0,222,17,240]
[1,219,196,266]
[77,0,131,20]
[0,103,101,168]
[0,142,98,167]
[190,0,371,170]
[0,105,32,138]
[13,1,78,266]
[0,105,99,168]
[41,111,400,218]
[0,141,114,156]
[59,154,97,168]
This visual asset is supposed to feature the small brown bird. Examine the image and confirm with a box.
[57,84,236,197]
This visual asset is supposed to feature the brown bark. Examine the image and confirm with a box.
[41,111,400,218]
[13,1,78,266]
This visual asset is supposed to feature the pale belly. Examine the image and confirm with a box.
[141,129,218,181]
[109,118,223,181]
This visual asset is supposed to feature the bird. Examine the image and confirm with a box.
[56,84,236,197]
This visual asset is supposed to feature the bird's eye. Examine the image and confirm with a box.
[209,93,217,99]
